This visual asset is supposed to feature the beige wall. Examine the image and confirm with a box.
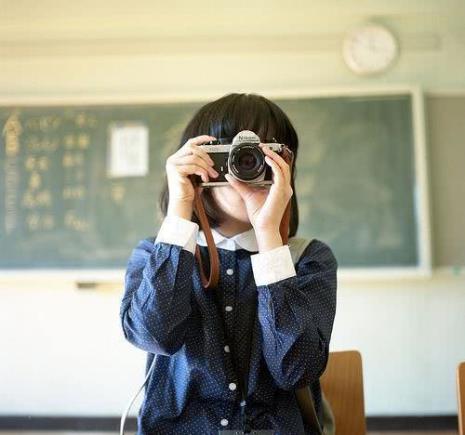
[2,1,465,96]
[1,0,465,417]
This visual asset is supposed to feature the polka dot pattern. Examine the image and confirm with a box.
[120,235,338,435]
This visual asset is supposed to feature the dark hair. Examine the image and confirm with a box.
[159,92,300,237]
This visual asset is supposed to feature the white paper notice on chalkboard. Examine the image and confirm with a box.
[108,123,149,178]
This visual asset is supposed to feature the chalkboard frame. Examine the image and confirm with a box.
[0,85,432,283]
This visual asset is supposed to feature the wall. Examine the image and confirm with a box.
[1,0,465,417]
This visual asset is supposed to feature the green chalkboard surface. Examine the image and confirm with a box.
[280,95,418,268]
[0,93,421,270]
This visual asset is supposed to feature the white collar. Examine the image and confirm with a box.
[196,226,259,252]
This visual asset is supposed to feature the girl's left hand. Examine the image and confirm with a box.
[224,143,293,231]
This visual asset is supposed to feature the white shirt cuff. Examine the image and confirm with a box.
[250,244,297,286]
[155,214,199,255]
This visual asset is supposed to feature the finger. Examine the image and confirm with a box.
[186,135,217,147]
[191,145,215,167]
[261,144,290,180]
[264,155,285,189]
[177,135,216,157]
[177,142,215,164]
[177,164,211,183]
[224,174,251,198]
[260,144,291,185]
[176,154,218,178]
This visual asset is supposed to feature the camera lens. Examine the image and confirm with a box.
[238,152,256,170]
[229,143,265,181]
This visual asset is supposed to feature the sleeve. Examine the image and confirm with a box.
[154,214,199,254]
[250,239,338,390]
[250,244,297,286]
[119,215,199,356]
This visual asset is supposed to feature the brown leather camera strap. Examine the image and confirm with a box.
[191,145,294,289]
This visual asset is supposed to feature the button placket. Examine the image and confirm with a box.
[221,254,240,415]
[223,262,235,329]
[220,259,236,397]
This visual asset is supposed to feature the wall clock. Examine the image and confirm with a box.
[342,23,399,75]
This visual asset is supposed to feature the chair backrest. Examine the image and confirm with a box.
[320,350,367,435]
[458,361,465,435]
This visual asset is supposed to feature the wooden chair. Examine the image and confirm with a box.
[320,350,367,435]
[458,361,465,435]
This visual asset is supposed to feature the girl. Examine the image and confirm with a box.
[120,93,338,435]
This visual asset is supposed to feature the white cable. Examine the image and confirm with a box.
[120,355,157,435]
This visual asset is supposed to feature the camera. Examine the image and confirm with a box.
[197,130,286,187]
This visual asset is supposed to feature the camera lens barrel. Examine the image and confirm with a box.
[229,143,266,181]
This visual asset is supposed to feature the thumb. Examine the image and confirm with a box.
[225,174,249,199]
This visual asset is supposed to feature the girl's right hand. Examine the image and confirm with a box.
[166,135,219,206]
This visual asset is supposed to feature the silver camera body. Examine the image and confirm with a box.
[197,130,283,187]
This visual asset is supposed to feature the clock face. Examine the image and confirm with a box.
[342,24,398,75]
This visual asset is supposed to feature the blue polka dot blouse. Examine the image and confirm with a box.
[120,215,338,435]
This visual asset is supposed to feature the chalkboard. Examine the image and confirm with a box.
[0,91,430,274]
[0,103,202,269]
[278,94,422,269]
